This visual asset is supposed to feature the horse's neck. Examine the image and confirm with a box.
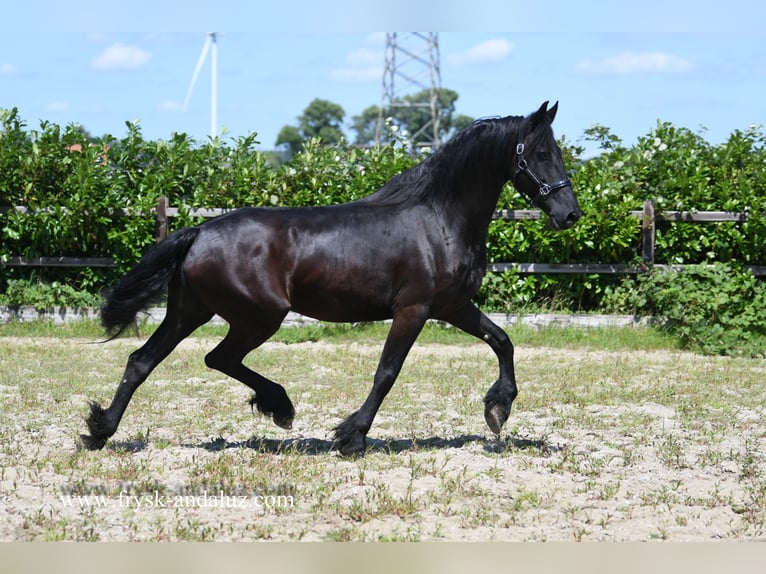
[451,123,515,224]
[440,147,511,240]
[428,177,505,251]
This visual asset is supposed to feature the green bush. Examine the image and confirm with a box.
[0,277,100,310]
[271,136,416,207]
[2,106,766,336]
[602,263,766,356]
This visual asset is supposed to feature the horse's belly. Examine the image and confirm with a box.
[290,292,393,323]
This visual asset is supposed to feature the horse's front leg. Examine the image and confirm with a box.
[440,302,517,435]
[333,305,428,456]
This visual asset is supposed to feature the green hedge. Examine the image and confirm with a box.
[2,107,766,315]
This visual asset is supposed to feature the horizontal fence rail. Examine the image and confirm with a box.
[2,256,116,268]
[2,198,764,276]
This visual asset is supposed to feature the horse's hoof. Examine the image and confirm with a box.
[484,402,509,436]
[338,445,365,458]
[79,434,107,451]
[273,413,293,430]
[249,394,295,430]
[273,401,295,430]
[332,418,367,457]
[337,437,366,458]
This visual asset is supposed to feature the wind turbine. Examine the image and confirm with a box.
[183,32,218,138]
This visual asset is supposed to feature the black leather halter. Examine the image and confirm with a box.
[513,142,572,207]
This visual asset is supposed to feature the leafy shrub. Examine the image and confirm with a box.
[474,270,540,313]
[269,135,417,207]
[3,106,766,337]
[0,278,100,310]
[602,263,766,356]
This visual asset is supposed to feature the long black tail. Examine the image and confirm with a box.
[101,226,200,337]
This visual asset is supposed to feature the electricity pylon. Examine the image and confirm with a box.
[376,32,442,149]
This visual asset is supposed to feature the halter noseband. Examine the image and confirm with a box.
[513,142,572,207]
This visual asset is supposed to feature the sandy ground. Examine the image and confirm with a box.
[0,337,764,541]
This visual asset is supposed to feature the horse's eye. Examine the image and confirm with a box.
[537,151,551,161]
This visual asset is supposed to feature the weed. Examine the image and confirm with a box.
[655,433,689,470]
[324,526,361,542]
[597,481,622,501]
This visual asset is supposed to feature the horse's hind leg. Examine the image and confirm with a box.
[439,302,517,435]
[81,305,212,450]
[204,316,295,430]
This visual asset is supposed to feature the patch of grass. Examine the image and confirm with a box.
[508,323,679,351]
[0,318,107,338]
[0,315,681,353]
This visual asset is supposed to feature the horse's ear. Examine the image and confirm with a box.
[546,101,558,124]
[528,101,550,130]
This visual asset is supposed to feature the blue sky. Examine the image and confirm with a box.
[1,1,764,156]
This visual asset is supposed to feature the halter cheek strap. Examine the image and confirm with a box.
[513,143,572,207]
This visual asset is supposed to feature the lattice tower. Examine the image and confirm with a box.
[376,32,442,149]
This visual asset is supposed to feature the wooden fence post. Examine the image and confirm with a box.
[641,200,655,266]
[156,196,169,243]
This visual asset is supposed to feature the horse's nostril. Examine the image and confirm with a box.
[566,211,581,227]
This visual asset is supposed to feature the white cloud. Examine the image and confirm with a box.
[158,99,182,112]
[45,101,68,112]
[330,47,382,83]
[447,38,513,66]
[92,43,151,70]
[1,63,17,75]
[576,52,693,75]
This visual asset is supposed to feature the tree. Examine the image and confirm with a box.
[276,98,346,156]
[350,105,380,148]
[351,88,474,147]
[274,125,303,158]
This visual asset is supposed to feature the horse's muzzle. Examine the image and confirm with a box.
[550,207,582,231]
[563,208,583,229]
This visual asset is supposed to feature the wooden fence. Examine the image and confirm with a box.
[2,198,764,276]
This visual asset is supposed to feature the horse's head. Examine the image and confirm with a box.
[513,101,582,230]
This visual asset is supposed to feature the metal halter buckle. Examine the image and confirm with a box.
[514,141,571,207]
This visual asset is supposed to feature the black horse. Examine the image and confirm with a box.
[81,101,582,456]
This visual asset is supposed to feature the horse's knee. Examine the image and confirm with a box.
[204,349,225,371]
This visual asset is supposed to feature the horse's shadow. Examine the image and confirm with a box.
[106,439,150,453]
[188,433,560,456]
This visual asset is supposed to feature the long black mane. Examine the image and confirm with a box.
[360,115,521,208]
